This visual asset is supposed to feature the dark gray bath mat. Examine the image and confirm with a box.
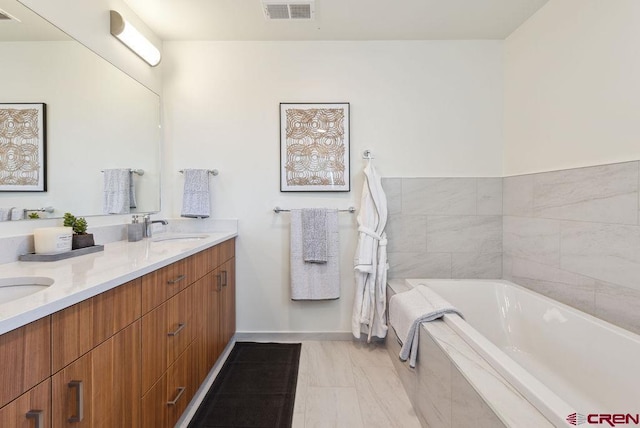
[188,342,301,428]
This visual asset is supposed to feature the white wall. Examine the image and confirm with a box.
[504,0,640,175]
[162,41,504,332]
[19,0,162,94]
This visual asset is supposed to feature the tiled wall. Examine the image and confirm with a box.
[502,161,640,334]
[382,177,503,280]
[384,162,640,335]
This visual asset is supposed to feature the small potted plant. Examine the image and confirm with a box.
[64,212,95,250]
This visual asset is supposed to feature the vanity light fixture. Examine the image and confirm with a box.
[109,10,161,67]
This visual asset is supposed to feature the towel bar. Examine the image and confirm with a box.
[179,169,219,176]
[100,169,144,175]
[273,206,356,213]
[24,207,55,213]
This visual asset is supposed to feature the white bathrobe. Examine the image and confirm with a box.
[352,160,389,341]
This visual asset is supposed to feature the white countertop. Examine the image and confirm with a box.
[0,231,237,335]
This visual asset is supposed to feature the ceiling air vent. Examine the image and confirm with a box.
[262,0,314,20]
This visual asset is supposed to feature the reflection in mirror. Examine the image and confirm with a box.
[0,0,160,221]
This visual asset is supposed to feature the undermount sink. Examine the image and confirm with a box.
[151,234,209,243]
[0,276,54,305]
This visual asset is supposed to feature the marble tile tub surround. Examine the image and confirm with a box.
[386,282,552,428]
[383,177,503,280]
[503,160,640,334]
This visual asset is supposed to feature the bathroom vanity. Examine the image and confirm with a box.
[0,233,236,428]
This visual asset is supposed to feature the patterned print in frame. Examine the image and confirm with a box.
[0,103,47,192]
[280,102,350,192]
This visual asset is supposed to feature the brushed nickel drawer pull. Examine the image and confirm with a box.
[168,322,186,337]
[221,270,228,287]
[68,380,84,422]
[26,410,43,428]
[167,274,186,284]
[167,387,186,406]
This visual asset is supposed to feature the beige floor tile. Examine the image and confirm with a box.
[352,365,421,428]
[305,387,364,428]
[305,341,356,387]
[348,340,394,369]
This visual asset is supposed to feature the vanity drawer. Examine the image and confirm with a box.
[218,238,235,266]
[141,257,196,313]
[141,338,199,428]
[141,284,196,394]
[0,317,51,409]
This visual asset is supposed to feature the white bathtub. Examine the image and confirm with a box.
[405,279,640,427]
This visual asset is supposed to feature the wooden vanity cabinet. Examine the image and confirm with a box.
[0,237,236,428]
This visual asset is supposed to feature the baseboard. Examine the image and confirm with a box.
[235,331,357,341]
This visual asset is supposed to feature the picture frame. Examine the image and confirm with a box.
[280,102,350,192]
[0,103,47,192]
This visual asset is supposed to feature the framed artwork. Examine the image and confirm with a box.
[280,102,350,192]
[0,103,47,192]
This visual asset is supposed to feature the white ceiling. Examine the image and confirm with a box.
[124,0,550,41]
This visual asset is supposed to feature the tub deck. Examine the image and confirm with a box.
[387,280,553,428]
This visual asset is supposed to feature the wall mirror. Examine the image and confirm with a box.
[0,0,160,221]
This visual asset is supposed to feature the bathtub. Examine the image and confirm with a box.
[404,279,640,427]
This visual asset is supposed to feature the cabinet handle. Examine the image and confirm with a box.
[168,322,186,337]
[216,274,222,291]
[167,387,186,406]
[221,270,228,287]
[26,410,43,428]
[68,380,84,423]
[167,274,186,285]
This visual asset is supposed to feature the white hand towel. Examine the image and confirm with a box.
[389,284,463,368]
[290,209,340,300]
[301,208,328,263]
[0,208,9,221]
[103,169,131,214]
[181,169,210,218]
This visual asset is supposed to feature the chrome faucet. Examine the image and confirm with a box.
[142,215,168,238]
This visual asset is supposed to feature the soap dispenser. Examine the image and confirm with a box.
[128,215,143,242]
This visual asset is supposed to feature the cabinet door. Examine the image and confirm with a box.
[195,271,221,382]
[51,279,141,373]
[166,340,199,427]
[0,317,51,408]
[0,379,50,428]
[51,321,141,428]
[219,258,236,347]
[141,285,196,393]
[140,340,199,428]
